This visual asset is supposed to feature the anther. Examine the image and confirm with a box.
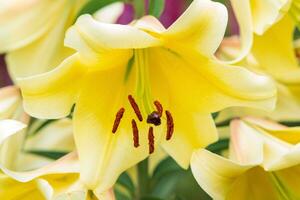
[148,127,155,154]
[154,100,163,117]
[128,95,143,121]
[131,119,139,147]
[165,110,174,140]
[112,108,125,133]
[147,111,161,126]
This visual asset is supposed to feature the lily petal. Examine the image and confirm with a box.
[74,66,150,193]
[18,54,87,119]
[150,48,276,114]
[191,149,252,200]
[6,11,74,80]
[93,2,124,24]
[0,86,21,119]
[65,14,161,55]
[24,118,74,153]
[161,113,217,169]
[252,16,300,84]
[229,119,264,165]
[0,174,45,200]
[163,0,227,57]
[0,0,68,52]
[226,0,253,62]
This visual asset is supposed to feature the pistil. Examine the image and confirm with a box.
[147,111,161,126]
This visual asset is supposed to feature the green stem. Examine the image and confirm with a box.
[137,158,150,199]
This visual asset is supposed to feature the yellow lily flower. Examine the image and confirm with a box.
[18,0,276,194]
[217,15,300,122]
[1,153,116,200]
[191,117,300,200]
[228,0,300,62]
[0,0,124,80]
[0,86,75,171]
[0,120,115,200]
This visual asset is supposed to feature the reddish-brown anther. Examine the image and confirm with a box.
[165,110,174,140]
[112,108,125,133]
[154,100,163,117]
[128,95,143,121]
[148,127,155,154]
[131,119,139,147]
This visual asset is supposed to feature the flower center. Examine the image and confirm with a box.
[111,95,174,154]
[111,49,174,154]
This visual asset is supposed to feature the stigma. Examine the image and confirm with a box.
[111,95,174,154]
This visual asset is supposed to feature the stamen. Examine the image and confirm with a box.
[165,110,174,140]
[112,108,125,133]
[131,119,139,147]
[147,111,161,126]
[128,95,143,121]
[154,100,163,117]
[148,127,155,154]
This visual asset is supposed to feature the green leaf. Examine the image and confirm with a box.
[148,0,165,18]
[26,150,68,160]
[77,0,121,18]
[294,28,300,40]
[152,157,181,180]
[114,189,131,200]
[141,197,164,200]
[27,119,57,137]
[117,172,135,195]
[211,112,219,119]
[206,138,229,154]
[151,171,183,198]
[171,170,212,200]
[151,157,185,198]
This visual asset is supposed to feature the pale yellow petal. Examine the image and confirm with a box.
[6,7,74,80]
[191,149,252,200]
[242,117,300,170]
[150,48,276,114]
[262,126,300,145]
[226,0,253,62]
[273,165,300,199]
[252,16,300,84]
[226,167,279,200]
[0,0,68,52]
[0,174,45,200]
[1,152,79,183]
[0,119,26,143]
[93,2,124,24]
[18,54,87,119]
[229,119,264,165]
[161,114,218,169]
[249,0,291,34]
[74,66,151,193]
[164,0,227,57]
[65,14,161,54]
[0,86,21,119]
[24,118,74,152]
[216,83,300,122]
